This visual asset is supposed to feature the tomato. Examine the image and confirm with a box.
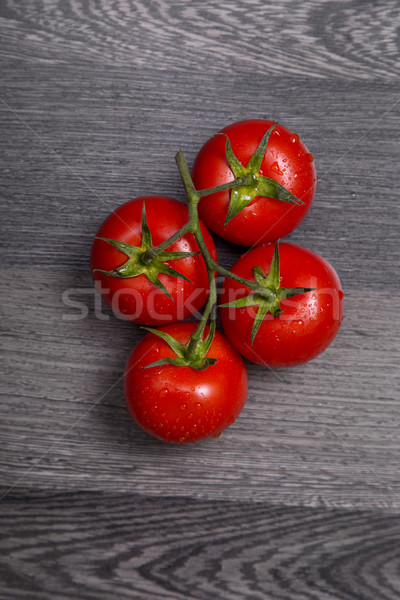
[91,196,217,325]
[124,322,248,443]
[219,243,343,367]
[192,119,316,246]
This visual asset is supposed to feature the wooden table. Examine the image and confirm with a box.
[1,1,399,598]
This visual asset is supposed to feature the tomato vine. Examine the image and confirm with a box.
[92,118,343,443]
[93,126,320,370]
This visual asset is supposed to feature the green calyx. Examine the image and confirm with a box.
[220,242,315,344]
[142,322,217,371]
[220,123,304,225]
[93,202,199,300]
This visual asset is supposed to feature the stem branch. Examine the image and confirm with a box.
[174,150,256,289]
[146,222,192,259]
[147,150,256,363]
[196,174,253,197]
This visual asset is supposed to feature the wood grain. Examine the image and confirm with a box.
[1,73,399,286]
[1,491,400,600]
[1,70,399,509]
[0,0,399,80]
[1,268,399,509]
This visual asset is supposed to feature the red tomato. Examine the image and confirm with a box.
[124,322,248,443]
[219,243,343,367]
[192,119,316,246]
[91,196,217,325]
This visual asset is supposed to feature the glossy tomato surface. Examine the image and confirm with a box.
[220,243,343,367]
[91,196,217,325]
[124,322,248,443]
[192,119,316,246]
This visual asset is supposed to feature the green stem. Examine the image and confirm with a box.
[141,150,259,368]
[146,153,200,261]
[196,174,254,197]
[175,150,256,290]
[144,221,192,260]
[144,148,258,361]
[187,265,216,356]
[175,151,200,206]
[212,261,257,289]
[175,151,217,349]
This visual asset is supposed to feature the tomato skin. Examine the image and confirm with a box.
[124,322,248,443]
[219,243,343,367]
[90,196,217,325]
[192,119,316,246]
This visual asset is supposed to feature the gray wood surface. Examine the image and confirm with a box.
[2,491,400,600]
[1,0,399,598]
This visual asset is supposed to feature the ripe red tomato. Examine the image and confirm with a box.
[192,119,316,246]
[124,322,248,443]
[219,243,343,367]
[91,196,217,325]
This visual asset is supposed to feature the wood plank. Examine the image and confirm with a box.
[0,0,398,80]
[1,71,399,288]
[1,270,399,509]
[1,491,400,600]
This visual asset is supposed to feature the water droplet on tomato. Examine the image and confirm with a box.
[305,153,314,162]
[292,134,300,144]
[338,290,344,300]
[195,402,202,410]
[180,403,187,411]
[270,161,283,176]
[159,388,169,399]
[292,319,304,328]
[212,432,221,439]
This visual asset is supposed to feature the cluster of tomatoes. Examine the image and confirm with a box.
[91,120,343,444]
